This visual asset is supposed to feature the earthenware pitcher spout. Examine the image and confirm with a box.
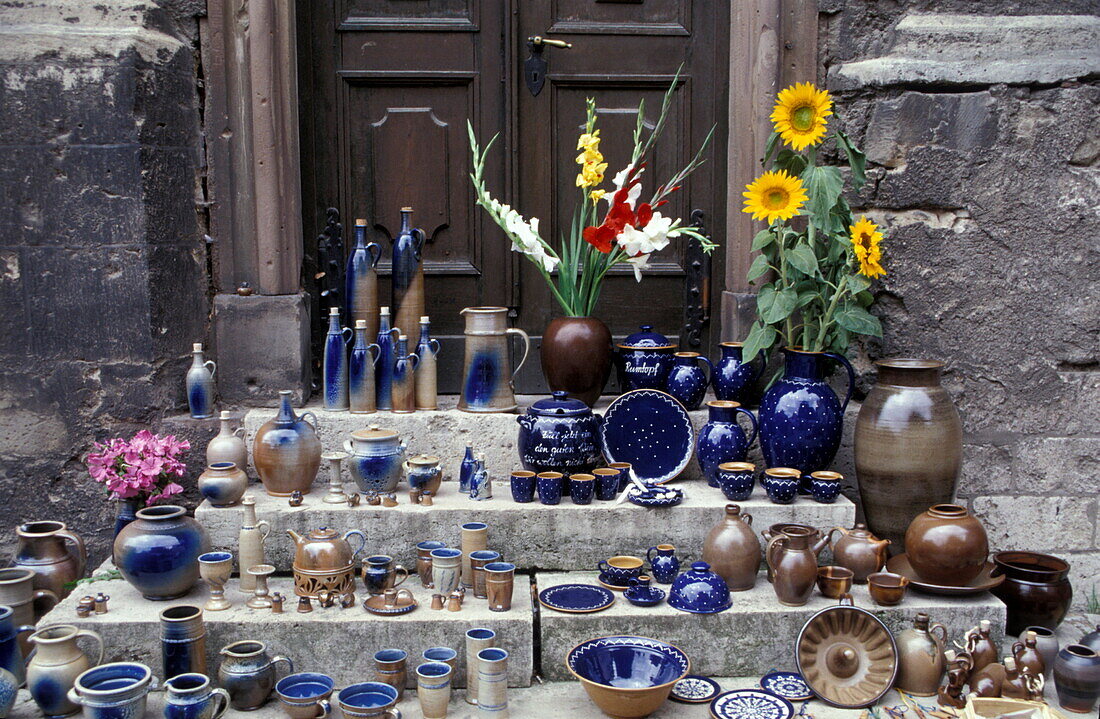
[457,307,530,413]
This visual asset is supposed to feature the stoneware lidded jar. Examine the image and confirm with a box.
[286,527,366,600]
[343,426,407,494]
[904,503,988,587]
[668,561,732,614]
[517,391,603,475]
[615,325,676,392]
[253,391,322,496]
[113,505,209,600]
[702,504,761,592]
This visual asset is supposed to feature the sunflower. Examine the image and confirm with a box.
[771,82,833,151]
[742,170,808,224]
[850,215,886,278]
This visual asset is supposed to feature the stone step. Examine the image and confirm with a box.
[196,489,856,573]
[535,570,1006,682]
[46,565,533,689]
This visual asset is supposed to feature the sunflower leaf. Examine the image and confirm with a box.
[797,290,821,308]
[846,274,871,295]
[759,286,798,323]
[835,304,882,337]
[742,321,778,363]
[747,253,772,282]
[776,150,808,176]
[801,165,844,225]
[835,129,867,189]
[763,131,782,169]
[752,228,775,251]
[787,244,818,276]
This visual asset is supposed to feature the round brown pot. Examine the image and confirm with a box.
[540,317,612,407]
[990,551,1073,636]
[904,504,988,586]
[854,358,962,549]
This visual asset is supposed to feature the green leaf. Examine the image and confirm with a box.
[801,165,844,224]
[752,228,775,251]
[846,274,871,295]
[786,244,818,276]
[747,254,772,282]
[835,304,883,337]
[797,290,821,308]
[762,131,781,168]
[835,129,867,189]
[742,321,778,362]
[776,150,808,176]
[759,286,798,324]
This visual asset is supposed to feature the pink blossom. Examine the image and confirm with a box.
[86,430,190,503]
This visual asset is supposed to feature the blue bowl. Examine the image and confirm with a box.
[567,636,690,717]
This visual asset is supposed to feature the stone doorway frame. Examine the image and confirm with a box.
[198,0,817,404]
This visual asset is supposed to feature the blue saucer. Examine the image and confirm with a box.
[624,586,666,607]
[538,583,615,614]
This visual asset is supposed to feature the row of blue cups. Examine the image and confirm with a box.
[509,462,632,505]
[714,463,843,504]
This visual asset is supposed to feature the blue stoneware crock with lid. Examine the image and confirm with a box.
[697,400,759,487]
[0,604,34,685]
[164,673,230,719]
[66,662,157,719]
[344,426,407,494]
[664,352,713,411]
[517,391,603,475]
[113,506,208,601]
[616,325,677,392]
[713,342,762,403]
[668,561,732,614]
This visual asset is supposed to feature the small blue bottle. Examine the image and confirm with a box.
[469,455,491,500]
[458,445,476,494]
[374,307,400,410]
[322,307,353,411]
[186,343,216,418]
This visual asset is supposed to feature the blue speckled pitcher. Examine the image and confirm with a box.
[457,307,529,413]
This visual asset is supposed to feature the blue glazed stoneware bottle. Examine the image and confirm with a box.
[697,400,760,487]
[712,342,761,403]
[390,334,420,414]
[186,343,216,419]
[615,325,676,392]
[322,307,353,411]
[113,506,209,600]
[415,316,441,411]
[373,307,401,411]
[348,320,381,414]
[391,207,426,346]
[458,445,476,494]
[758,347,855,475]
[646,544,680,584]
[664,352,713,410]
[469,455,491,500]
[344,218,382,340]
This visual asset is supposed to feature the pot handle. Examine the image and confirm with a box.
[408,352,420,370]
[367,242,383,268]
[57,527,87,578]
[826,527,845,548]
[342,327,354,345]
[271,656,294,677]
[75,628,105,667]
[734,406,759,448]
[391,566,409,588]
[32,588,59,616]
[697,355,714,387]
[300,411,319,431]
[343,529,367,559]
[428,338,441,356]
[368,343,381,364]
[645,546,659,564]
[315,699,332,719]
[741,511,753,526]
[822,351,856,412]
[257,520,271,540]
[205,360,217,380]
[210,688,231,719]
[930,622,948,648]
[765,535,787,572]
[506,328,531,382]
[66,688,82,707]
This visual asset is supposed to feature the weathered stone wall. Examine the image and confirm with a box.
[0,1,210,563]
[821,2,1100,606]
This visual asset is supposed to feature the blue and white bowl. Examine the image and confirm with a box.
[668,562,732,614]
[566,636,689,717]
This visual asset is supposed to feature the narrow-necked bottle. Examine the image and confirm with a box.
[186,343,216,418]
[458,445,476,494]
[349,320,380,414]
[391,207,425,345]
[322,307,353,411]
[391,334,419,414]
[237,496,270,593]
[375,307,400,410]
[414,316,441,410]
[344,218,382,340]
[207,410,248,472]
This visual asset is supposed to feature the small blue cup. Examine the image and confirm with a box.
[809,471,842,503]
[509,471,536,503]
[569,474,595,505]
[536,472,563,505]
[593,468,620,501]
[716,462,756,501]
[422,647,457,666]
[764,468,800,504]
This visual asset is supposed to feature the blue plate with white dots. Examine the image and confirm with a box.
[601,390,695,485]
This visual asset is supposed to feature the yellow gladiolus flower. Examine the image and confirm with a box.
[589,189,606,203]
[771,82,833,151]
[742,170,808,224]
[575,130,606,188]
[850,215,886,278]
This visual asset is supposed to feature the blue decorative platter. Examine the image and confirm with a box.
[538,583,615,614]
[601,390,695,485]
[627,486,684,508]
[671,675,721,704]
[709,689,794,719]
[624,586,666,607]
[760,671,812,701]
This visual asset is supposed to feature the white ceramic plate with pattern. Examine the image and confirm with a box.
[710,689,794,719]
[671,675,721,704]
[760,671,813,701]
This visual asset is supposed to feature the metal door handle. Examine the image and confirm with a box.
[529,36,572,49]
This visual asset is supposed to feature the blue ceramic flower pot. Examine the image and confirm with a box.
[668,561,732,614]
[713,342,761,403]
[664,352,713,411]
[697,401,759,487]
[758,348,855,475]
[716,462,756,501]
[113,506,208,600]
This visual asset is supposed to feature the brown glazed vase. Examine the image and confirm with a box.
[854,359,962,548]
[253,391,322,496]
[765,526,819,606]
[701,504,761,591]
[894,613,948,696]
[10,521,87,601]
[904,504,988,586]
[540,317,612,407]
[990,551,1073,636]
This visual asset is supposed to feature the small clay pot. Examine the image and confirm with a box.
[867,572,909,606]
[816,566,853,599]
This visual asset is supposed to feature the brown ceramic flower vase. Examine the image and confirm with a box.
[766,527,819,607]
[828,524,890,584]
[904,504,988,587]
[540,317,612,407]
[990,550,1073,636]
[854,359,962,548]
[702,504,761,592]
[894,613,947,696]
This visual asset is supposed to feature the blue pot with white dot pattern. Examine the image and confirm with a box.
[758,348,855,475]
[697,401,759,487]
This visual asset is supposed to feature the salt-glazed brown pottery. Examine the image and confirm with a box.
[867,572,909,606]
[828,524,890,584]
[253,391,322,496]
[761,523,827,583]
[10,521,86,601]
[904,503,988,586]
[1012,631,1046,679]
[1024,625,1059,679]
[854,358,962,547]
[894,613,947,696]
[541,316,612,406]
[702,504,761,591]
[965,620,1001,674]
[1053,644,1100,714]
[766,526,819,607]
[990,550,1073,635]
[816,566,853,600]
[286,527,366,599]
[796,595,899,708]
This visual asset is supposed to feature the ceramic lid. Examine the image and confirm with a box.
[351,425,398,442]
[669,561,731,609]
[527,391,592,417]
[618,324,675,350]
[407,454,440,467]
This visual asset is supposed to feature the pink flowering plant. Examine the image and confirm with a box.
[87,430,190,504]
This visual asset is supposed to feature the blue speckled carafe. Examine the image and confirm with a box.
[344,219,382,339]
[697,400,759,487]
[758,348,855,475]
[457,307,530,413]
[349,321,381,414]
[664,352,713,410]
[713,342,761,403]
[374,308,400,410]
[186,344,216,419]
[322,308,353,411]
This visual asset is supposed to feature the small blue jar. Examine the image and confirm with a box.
[664,352,713,411]
[716,462,756,501]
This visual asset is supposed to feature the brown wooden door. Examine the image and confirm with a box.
[299,1,727,394]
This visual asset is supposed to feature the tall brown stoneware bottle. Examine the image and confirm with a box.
[854,359,962,548]
[391,208,425,342]
[701,504,761,591]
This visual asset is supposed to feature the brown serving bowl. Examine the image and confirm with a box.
[816,566,854,599]
[867,572,909,606]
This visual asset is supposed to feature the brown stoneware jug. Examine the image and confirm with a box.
[894,613,947,696]
[702,504,761,591]
[965,620,1001,674]
[828,523,890,584]
[287,527,366,600]
[904,504,988,586]
[253,391,322,496]
[761,523,827,583]
[1012,631,1046,679]
[854,358,962,547]
[10,521,87,600]
[765,526,818,606]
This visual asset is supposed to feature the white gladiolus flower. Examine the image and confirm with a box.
[626,254,651,282]
[616,212,678,257]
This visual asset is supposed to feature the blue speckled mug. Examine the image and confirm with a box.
[536,472,564,506]
[764,468,801,504]
[716,462,756,502]
[809,471,842,504]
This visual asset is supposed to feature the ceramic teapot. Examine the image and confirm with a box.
[828,523,890,583]
[286,527,366,600]
[516,391,603,475]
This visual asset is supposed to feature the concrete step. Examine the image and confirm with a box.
[196,488,856,574]
[535,570,1006,682]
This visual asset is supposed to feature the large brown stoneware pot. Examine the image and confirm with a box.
[854,359,962,548]
[540,317,612,407]
[990,551,1073,636]
[10,521,86,601]
[253,390,322,496]
[702,504,761,591]
[904,504,988,587]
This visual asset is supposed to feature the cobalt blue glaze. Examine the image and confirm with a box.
[113,506,208,600]
[668,562,732,614]
[458,446,476,493]
[0,667,17,718]
[810,473,842,504]
[164,673,230,719]
[716,464,756,502]
[390,208,425,335]
[713,342,761,403]
[616,326,676,392]
[350,454,402,494]
[625,578,666,607]
[664,352,713,411]
[348,323,380,413]
[567,636,689,689]
[594,470,620,502]
[763,472,800,504]
[509,472,536,503]
[31,673,67,717]
[538,584,615,613]
[646,545,680,584]
[0,605,33,684]
[374,309,400,411]
[391,334,420,407]
[536,473,563,505]
[68,663,155,719]
[517,392,603,475]
[462,352,499,410]
[343,221,382,331]
[322,309,352,411]
[569,476,594,505]
[337,681,398,711]
[468,458,491,501]
[758,348,855,475]
[600,390,696,485]
[185,346,215,419]
[697,401,759,487]
[113,499,139,539]
[160,606,206,681]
